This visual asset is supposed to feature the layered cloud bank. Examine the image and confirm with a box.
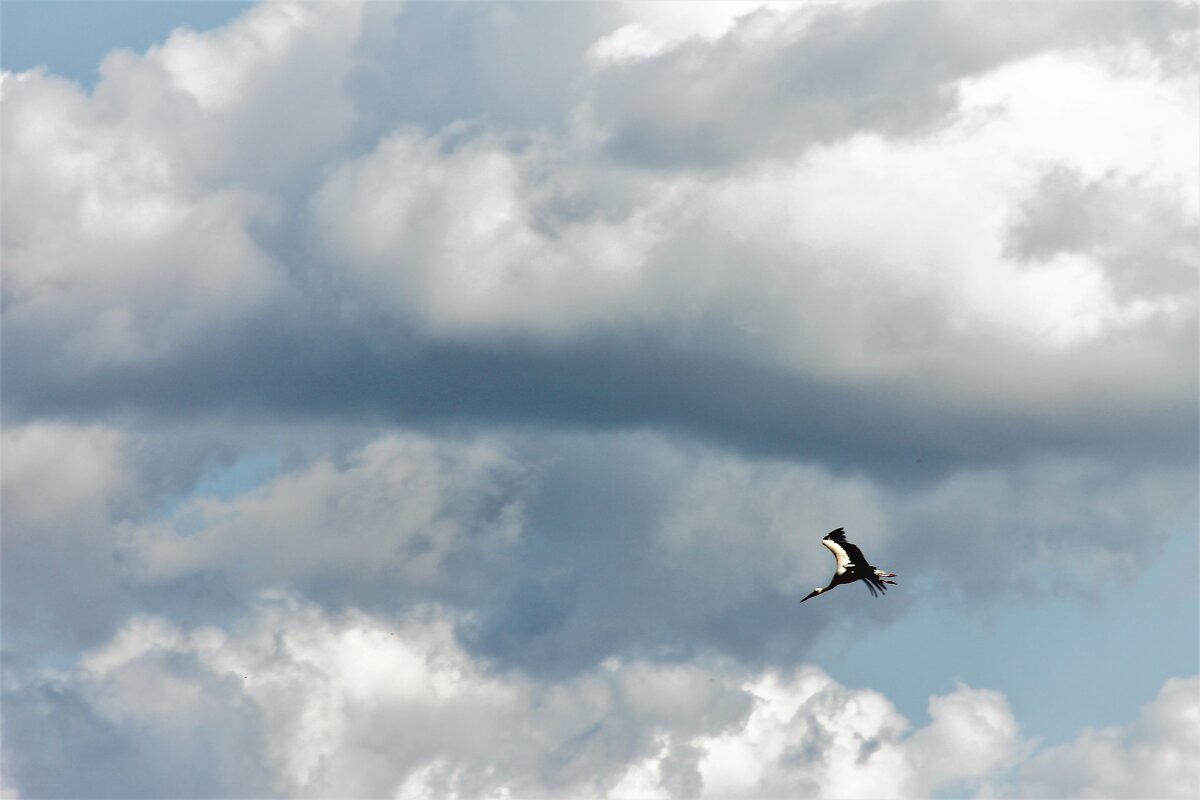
[4,1,1195,464]
[3,1,1197,797]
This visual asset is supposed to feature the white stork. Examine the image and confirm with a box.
[801,528,897,602]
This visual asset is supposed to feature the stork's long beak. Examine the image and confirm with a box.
[800,589,821,603]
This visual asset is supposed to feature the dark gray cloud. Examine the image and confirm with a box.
[6,423,1185,684]
[1007,168,1199,300]
[454,439,1196,675]
[4,319,1195,476]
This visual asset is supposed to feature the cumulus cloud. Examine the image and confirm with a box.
[0,0,380,375]
[6,594,1192,799]
[2,596,747,798]
[307,127,667,341]
[0,597,1022,796]
[2,2,1196,796]
[1015,676,1200,799]
[584,1,1196,167]
[4,1,1195,463]
[1,63,284,366]
[693,673,1027,799]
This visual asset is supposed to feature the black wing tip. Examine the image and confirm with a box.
[824,528,847,542]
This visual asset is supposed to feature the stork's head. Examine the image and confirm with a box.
[800,587,824,603]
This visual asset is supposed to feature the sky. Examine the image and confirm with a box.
[1,1,1198,798]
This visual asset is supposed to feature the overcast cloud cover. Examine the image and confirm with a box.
[2,1,1198,797]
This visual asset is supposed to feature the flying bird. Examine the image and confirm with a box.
[801,528,897,602]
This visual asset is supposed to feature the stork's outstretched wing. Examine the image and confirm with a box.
[826,528,889,596]
[820,529,853,573]
[841,539,871,571]
[825,528,849,544]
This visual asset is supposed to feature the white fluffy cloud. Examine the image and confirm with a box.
[1,63,284,364]
[296,20,1198,445]
[583,2,1196,167]
[6,594,1194,798]
[4,0,1194,407]
[308,128,667,341]
[1015,676,1200,799]
[0,1,375,367]
[692,674,1026,799]
[3,596,745,797]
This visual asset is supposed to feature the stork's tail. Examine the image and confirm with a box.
[875,569,898,586]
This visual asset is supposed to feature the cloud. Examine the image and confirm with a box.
[70,427,1189,677]
[307,127,666,341]
[3,0,1195,483]
[891,455,1199,602]
[12,419,1190,686]
[111,0,367,186]
[0,424,137,652]
[1,595,749,798]
[1,3,1196,795]
[1,64,284,366]
[584,1,1196,168]
[344,1,619,139]
[0,419,300,653]
[1006,168,1199,301]
[124,432,529,612]
[0,0,373,372]
[1015,676,1200,799]
[6,593,1192,798]
[694,673,1025,799]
